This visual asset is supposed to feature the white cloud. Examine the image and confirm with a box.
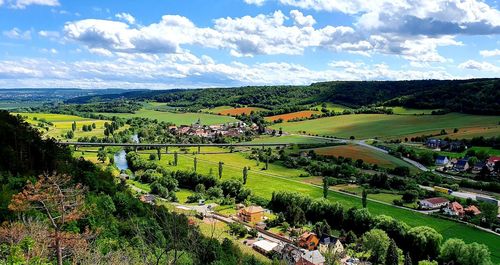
[243,0,266,6]
[480,49,500,57]
[458,60,500,72]
[115,12,136,25]
[2,28,31,40]
[7,0,59,9]
[290,9,316,27]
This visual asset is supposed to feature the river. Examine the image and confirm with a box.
[114,149,128,171]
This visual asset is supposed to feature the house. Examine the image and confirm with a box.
[140,194,156,205]
[280,244,304,265]
[239,206,264,223]
[454,159,469,172]
[472,162,487,173]
[435,156,450,166]
[419,197,450,209]
[464,205,481,216]
[444,201,464,216]
[297,250,326,265]
[299,232,320,250]
[426,139,445,149]
[252,240,278,255]
[318,235,344,256]
[448,141,466,152]
[487,156,500,167]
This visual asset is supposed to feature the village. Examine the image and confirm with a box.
[167,119,261,139]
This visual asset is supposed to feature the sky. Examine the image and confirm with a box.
[0,0,499,89]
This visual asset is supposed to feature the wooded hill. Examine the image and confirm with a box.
[67,78,500,115]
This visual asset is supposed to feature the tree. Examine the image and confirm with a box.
[66,130,74,139]
[71,121,76,131]
[91,123,96,129]
[174,152,178,166]
[323,177,328,199]
[157,148,161,160]
[407,226,442,263]
[97,148,107,163]
[404,252,412,265]
[402,190,419,203]
[242,166,248,185]
[345,230,357,244]
[479,202,498,228]
[385,239,399,265]
[265,156,269,170]
[418,261,437,265]
[194,157,198,172]
[149,153,157,161]
[218,161,224,179]
[9,174,87,265]
[362,189,368,208]
[440,238,492,265]
[362,229,390,265]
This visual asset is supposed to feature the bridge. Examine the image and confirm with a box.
[58,141,291,153]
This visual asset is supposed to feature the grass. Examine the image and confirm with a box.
[96,109,237,126]
[265,110,321,122]
[15,112,126,140]
[399,145,500,159]
[389,106,440,115]
[139,148,500,262]
[312,144,417,171]
[311,103,350,113]
[270,113,500,140]
[248,135,337,145]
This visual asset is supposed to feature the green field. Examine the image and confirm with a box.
[311,103,350,113]
[134,147,500,262]
[389,106,440,115]
[249,135,337,144]
[201,106,233,113]
[15,112,126,140]
[96,109,237,125]
[312,144,417,171]
[271,113,500,140]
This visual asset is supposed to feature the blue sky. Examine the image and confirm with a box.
[0,0,499,88]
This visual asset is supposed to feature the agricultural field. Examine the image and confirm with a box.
[389,106,441,115]
[133,147,500,262]
[218,107,267,116]
[96,109,237,125]
[271,113,500,140]
[15,112,126,140]
[310,103,350,113]
[265,110,321,122]
[248,135,337,145]
[311,144,417,171]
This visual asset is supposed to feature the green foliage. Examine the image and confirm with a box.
[407,226,442,263]
[440,238,492,265]
[385,239,399,265]
[362,229,390,265]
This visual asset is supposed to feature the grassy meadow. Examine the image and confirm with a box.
[389,106,441,115]
[311,103,350,113]
[15,112,126,140]
[130,147,500,262]
[96,109,237,125]
[270,113,500,139]
[248,135,338,144]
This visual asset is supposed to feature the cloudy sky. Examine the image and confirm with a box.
[0,0,499,89]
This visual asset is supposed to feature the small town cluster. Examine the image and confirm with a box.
[167,119,259,138]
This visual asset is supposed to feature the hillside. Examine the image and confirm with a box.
[67,78,500,115]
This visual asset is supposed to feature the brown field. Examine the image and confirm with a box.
[265,110,321,122]
[218,107,266,116]
[312,144,413,169]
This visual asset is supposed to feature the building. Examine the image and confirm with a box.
[252,240,278,255]
[299,232,320,250]
[454,159,469,172]
[297,250,326,265]
[464,205,481,216]
[435,156,450,166]
[318,235,344,256]
[487,156,500,167]
[140,194,156,205]
[419,197,450,209]
[444,201,464,216]
[239,205,264,223]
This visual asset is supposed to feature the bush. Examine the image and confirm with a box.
[206,186,224,199]
[186,193,204,203]
[228,222,247,238]
[149,153,157,160]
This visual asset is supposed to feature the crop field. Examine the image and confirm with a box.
[312,144,416,170]
[248,135,338,145]
[271,113,500,140]
[265,110,321,122]
[218,107,267,116]
[311,103,350,113]
[389,106,440,115]
[133,147,500,261]
[96,109,237,125]
[15,112,125,140]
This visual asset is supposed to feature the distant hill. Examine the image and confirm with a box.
[66,79,500,115]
